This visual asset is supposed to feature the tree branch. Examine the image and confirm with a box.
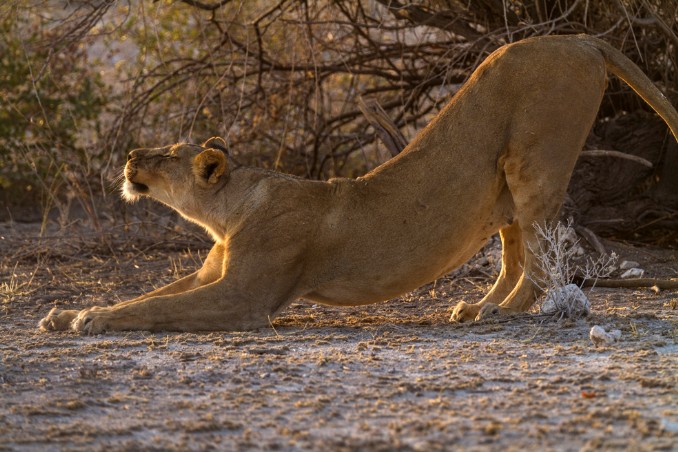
[580,150,653,168]
[178,0,232,11]
[357,97,407,156]
[373,0,482,40]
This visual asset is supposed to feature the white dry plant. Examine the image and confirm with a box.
[529,220,618,319]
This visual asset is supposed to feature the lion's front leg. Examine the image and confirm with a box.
[39,244,227,332]
[38,273,210,332]
[116,242,226,306]
[68,275,293,333]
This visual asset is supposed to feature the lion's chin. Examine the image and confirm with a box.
[122,180,149,202]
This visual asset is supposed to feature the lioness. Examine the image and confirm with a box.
[40,34,678,333]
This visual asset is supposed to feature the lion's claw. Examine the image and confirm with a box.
[450,301,482,323]
[38,308,80,332]
[71,307,111,334]
[450,301,509,323]
[39,307,110,334]
[475,303,504,321]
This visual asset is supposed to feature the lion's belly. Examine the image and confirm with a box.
[304,250,473,306]
[303,222,498,307]
[304,274,434,306]
[303,170,512,307]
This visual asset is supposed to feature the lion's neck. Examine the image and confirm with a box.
[176,169,274,242]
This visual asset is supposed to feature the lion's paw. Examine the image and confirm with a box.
[449,301,482,323]
[38,308,80,332]
[475,302,505,321]
[71,307,113,335]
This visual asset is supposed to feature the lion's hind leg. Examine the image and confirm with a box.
[476,229,547,320]
[450,222,524,322]
[476,149,579,320]
[482,222,525,304]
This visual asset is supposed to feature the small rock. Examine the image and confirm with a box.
[485,248,502,273]
[475,256,489,267]
[590,325,622,347]
[620,260,640,270]
[557,223,578,244]
[621,268,644,279]
[608,329,622,340]
[541,284,590,317]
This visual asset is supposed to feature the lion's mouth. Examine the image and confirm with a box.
[131,182,149,193]
[122,179,150,202]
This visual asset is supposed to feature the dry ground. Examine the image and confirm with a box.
[1,221,676,451]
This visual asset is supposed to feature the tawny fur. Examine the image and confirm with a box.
[39,35,678,334]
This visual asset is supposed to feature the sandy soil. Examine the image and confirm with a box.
[1,222,676,450]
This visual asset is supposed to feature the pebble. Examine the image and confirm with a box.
[589,325,622,347]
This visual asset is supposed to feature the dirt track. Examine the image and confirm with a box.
[1,223,676,450]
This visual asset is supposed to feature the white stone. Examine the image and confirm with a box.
[541,284,590,317]
[621,268,644,278]
[620,260,640,270]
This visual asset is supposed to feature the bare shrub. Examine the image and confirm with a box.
[530,220,618,317]
[2,1,676,239]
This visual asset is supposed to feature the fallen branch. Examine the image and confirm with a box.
[580,150,653,168]
[582,277,678,289]
[574,224,607,256]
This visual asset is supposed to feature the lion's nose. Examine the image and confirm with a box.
[127,150,139,161]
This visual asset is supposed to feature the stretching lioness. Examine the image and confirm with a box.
[40,34,678,333]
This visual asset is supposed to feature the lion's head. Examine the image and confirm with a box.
[123,137,229,210]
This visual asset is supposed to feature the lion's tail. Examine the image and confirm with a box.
[580,34,678,142]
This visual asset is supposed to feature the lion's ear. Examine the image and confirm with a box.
[201,136,228,153]
[193,149,228,187]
